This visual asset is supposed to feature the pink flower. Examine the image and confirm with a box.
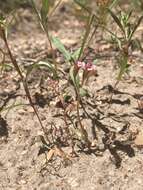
[76,61,86,69]
[76,61,96,72]
[75,61,97,85]
[85,62,96,71]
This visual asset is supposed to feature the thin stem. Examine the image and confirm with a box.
[78,13,94,60]
[87,24,99,47]
[76,93,91,148]
[43,24,57,71]
[3,33,50,143]
[30,0,57,71]
[48,0,62,17]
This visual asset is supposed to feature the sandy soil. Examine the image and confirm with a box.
[0,2,143,190]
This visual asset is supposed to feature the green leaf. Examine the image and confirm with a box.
[69,65,80,90]
[109,0,118,9]
[79,88,88,97]
[108,9,124,33]
[26,61,58,80]
[117,55,128,81]
[0,63,13,70]
[63,94,72,103]
[52,36,71,61]
[130,38,143,51]
[71,48,81,61]
[93,59,98,65]
[129,15,143,40]
[74,0,90,13]
[40,0,49,21]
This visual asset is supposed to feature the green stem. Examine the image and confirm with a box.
[30,0,57,72]
[78,13,94,60]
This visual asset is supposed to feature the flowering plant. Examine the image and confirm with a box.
[75,60,97,85]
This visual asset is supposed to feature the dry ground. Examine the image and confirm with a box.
[0,2,143,190]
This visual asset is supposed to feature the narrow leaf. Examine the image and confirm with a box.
[79,88,88,97]
[72,48,81,61]
[40,0,49,21]
[26,61,57,80]
[52,36,71,61]
[129,15,143,40]
[108,9,124,33]
[69,65,80,89]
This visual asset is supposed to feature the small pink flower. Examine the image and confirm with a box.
[85,62,96,71]
[76,61,86,69]
[75,61,97,85]
[75,61,96,73]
